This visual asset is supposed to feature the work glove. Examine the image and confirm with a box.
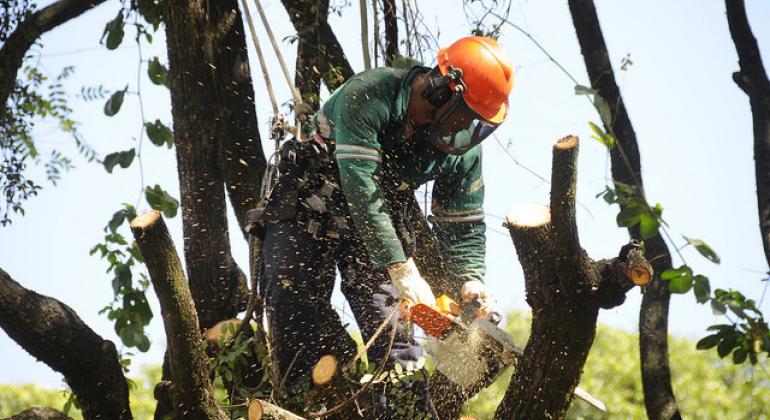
[461,280,501,324]
[387,257,436,307]
[372,283,403,326]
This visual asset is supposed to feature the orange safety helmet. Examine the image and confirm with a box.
[437,36,514,124]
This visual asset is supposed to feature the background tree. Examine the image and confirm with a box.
[567,1,680,418]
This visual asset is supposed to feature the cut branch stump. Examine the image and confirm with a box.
[494,137,651,419]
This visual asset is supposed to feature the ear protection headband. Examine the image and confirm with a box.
[421,66,466,107]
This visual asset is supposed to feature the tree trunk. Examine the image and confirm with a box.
[130,210,227,420]
[163,0,249,331]
[566,2,680,418]
[494,136,649,419]
[0,0,106,119]
[0,268,132,420]
[725,0,770,268]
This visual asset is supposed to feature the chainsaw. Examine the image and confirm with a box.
[409,295,607,413]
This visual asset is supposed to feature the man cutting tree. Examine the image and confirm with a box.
[252,35,514,417]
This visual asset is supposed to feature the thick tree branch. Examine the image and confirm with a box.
[495,137,649,419]
[383,0,398,66]
[0,267,131,420]
[550,135,581,257]
[567,1,679,418]
[282,0,355,103]
[218,1,267,237]
[130,210,227,420]
[726,0,770,272]
[0,0,106,119]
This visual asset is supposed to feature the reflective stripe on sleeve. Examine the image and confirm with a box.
[335,153,382,163]
[429,214,485,223]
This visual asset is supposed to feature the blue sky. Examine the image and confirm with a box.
[1,0,769,387]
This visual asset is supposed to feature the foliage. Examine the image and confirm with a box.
[92,204,154,352]
[463,311,770,419]
[4,315,767,419]
[1,62,93,226]
[0,365,160,419]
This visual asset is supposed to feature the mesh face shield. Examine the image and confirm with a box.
[425,93,501,155]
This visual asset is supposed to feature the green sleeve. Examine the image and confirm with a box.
[431,146,486,287]
[332,81,406,268]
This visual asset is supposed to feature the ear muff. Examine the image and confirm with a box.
[421,66,465,107]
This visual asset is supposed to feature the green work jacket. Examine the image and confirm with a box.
[312,65,486,285]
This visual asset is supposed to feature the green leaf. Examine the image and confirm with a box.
[616,204,645,228]
[594,94,613,126]
[588,121,615,149]
[706,324,733,332]
[103,148,135,173]
[145,119,173,148]
[145,185,179,218]
[104,86,127,116]
[711,299,727,315]
[717,332,738,358]
[638,212,660,239]
[693,275,711,304]
[136,333,151,352]
[683,236,720,264]
[147,57,168,86]
[101,11,125,50]
[696,334,720,350]
[359,374,374,384]
[662,265,693,293]
[733,347,748,364]
[137,0,162,29]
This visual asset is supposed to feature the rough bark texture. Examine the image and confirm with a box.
[216,0,267,237]
[382,0,398,66]
[281,0,355,106]
[494,137,647,419]
[0,0,106,119]
[0,268,131,420]
[726,0,770,268]
[163,0,249,330]
[567,2,680,419]
[130,210,227,420]
[8,407,73,420]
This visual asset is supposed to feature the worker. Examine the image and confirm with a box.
[253,35,514,417]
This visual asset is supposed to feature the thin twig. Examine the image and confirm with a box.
[343,304,399,372]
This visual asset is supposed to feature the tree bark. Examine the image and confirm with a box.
[382,0,398,66]
[726,0,770,269]
[0,268,131,420]
[215,0,267,237]
[8,407,73,420]
[567,2,680,418]
[0,0,106,120]
[281,0,355,104]
[494,136,648,419]
[130,210,227,420]
[163,0,250,331]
